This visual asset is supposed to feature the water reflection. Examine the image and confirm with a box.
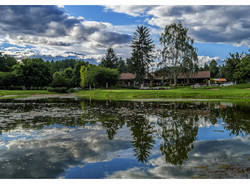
[0,100,249,178]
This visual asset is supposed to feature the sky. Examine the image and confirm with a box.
[0,5,250,65]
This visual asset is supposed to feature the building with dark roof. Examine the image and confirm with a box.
[119,71,211,87]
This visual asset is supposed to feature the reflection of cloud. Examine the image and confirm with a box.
[0,125,131,178]
[1,101,249,178]
[107,136,250,178]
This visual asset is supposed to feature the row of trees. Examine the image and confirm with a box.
[0,54,88,89]
[80,65,119,89]
[99,23,198,87]
[1,22,249,89]
[99,23,250,86]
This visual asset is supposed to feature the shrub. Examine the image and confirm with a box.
[51,72,70,88]
[66,88,75,93]
[47,87,68,93]
[80,65,119,88]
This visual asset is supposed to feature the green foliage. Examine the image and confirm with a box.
[0,72,18,88]
[72,62,87,87]
[130,25,155,85]
[49,59,87,74]
[126,57,135,73]
[51,72,70,88]
[47,87,68,93]
[159,22,198,86]
[209,59,219,78]
[13,58,52,88]
[63,67,74,79]
[0,53,17,72]
[117,57,127,73]
[66,88,75,93]
[49,59,88,87]
[80,65,119,88]
[80,65,88,88]
[224,52,250,83]
[99,48,118,69]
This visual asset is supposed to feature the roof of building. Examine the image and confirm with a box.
[120,73,136,80]
[120,71,210,80]
[178,71,210,79]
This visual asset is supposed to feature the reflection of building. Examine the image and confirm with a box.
[119,71,210,87]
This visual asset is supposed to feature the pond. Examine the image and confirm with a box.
[0,100,249,179]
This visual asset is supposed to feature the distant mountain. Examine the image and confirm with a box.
[31,55,99,65]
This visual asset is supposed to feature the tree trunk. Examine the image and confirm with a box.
[173,71,177,87]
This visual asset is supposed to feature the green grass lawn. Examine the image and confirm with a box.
[75,84,250,102]
[0,90,55,99]
[0,84,249,103]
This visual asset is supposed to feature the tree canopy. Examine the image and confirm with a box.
[130,25,155,86]
[99,48,118,69]
[159,22,198,86]
[80,65,119,89]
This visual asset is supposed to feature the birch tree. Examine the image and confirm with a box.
[159,23,197,86]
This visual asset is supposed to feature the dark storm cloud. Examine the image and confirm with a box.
[0,5,131,46]
[0,6,76,36]
[95,31,132,45]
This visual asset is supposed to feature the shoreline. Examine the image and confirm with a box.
[0,86,249,103]
[0,93,249,104]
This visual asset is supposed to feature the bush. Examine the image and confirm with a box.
[0,72,19,87]
[80,65,119,88]
[51,72,70,88]
[47,87,68,93]
[66,88,75,93]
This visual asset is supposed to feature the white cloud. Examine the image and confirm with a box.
[105,5,250,47]
[0,6,132,60]
[198,56,219,66]
[104,5,151,17]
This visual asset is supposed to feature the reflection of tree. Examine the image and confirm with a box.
[158,112,198,165]
[1,99,250,166]
[128,115,155,163]
[80,100,126,140]
[212,104,250,136]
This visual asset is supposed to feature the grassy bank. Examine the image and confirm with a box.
[0,90,55,99]
[0,84,249,103]
[75,84,250,102]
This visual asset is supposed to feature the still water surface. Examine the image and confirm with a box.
[0,100,249,178]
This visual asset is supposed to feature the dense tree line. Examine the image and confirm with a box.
[1,22,250,90]
[80,64,119,89]
[0,53,89,89]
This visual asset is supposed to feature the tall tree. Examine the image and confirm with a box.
[99,48,118,69]
[117,57,127,73]
[159,23,198,86]
[0,53,17,72]
[72,62,87,87]
[130,25,155,86]
[13,58,52,88]
[224,52,242,83]
[233,54,250,83]
[209,59,219,78]
[203,63,209,71]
